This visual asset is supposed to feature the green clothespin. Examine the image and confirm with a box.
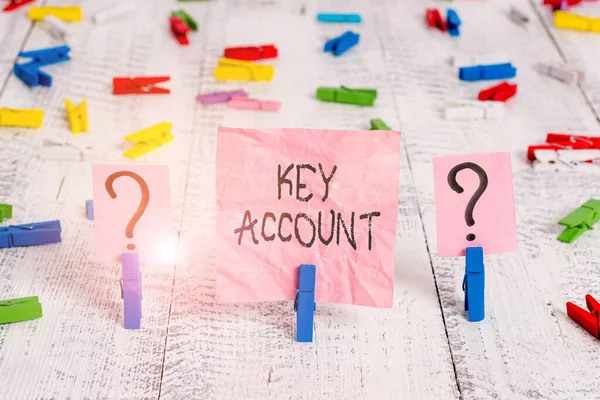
[0,296,43,324]
[0,204,12,223]
[370,119,391,130]
[171,9,198,31]
[558,199,600,243]
[316,86,377,106]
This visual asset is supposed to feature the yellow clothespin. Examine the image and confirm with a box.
[0,108,44,128]
[213,58,274,82]
[123,122,174,159]
[65,99,88,134]
[554,11,595,32]
[28,6,83,22]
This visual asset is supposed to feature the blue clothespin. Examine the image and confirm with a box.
[85,200,94,220]
[294,264,316,342]
[459,63,517,81]
[317,13,362,23]
[18,46,71,67]
[324,31,360,56]
[463,246,485,322]
[446,9,461,37]
[14,63,52,87]
[121,252,142,329]
[0,220,62,249]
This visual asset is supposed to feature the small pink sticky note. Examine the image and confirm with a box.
[433,152,517,257]
[92,165,174,262]
[216,127,402,308]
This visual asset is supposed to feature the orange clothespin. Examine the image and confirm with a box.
[112,76,170,95]
[567,294,600,340]
[170,16,189,45]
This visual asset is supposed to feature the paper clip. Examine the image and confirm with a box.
[317,13,361,23]
[426,9,446,31]
[534,62,584,84]
[459,63,517,81]
[227,96,280,111]
[121,253,142,329]
[324,31,360,56]
[478,81,518,102]
[0,108,44,128]
[65,99,88,134]
[170,16,190,45]
[567,294,599,340]
[123,122,174,159]
[92,2,133,23]
[3,0,35,12]
[213,58,274,81]
[43,15,71,42]
[85,200,94,220]
[370,119,391,130]
[171,9,198,30]
[294,264,316,342]
[112,76,170,95]
[223,45,278,61]
[554,11,600,32]
[463,246,485,322]
[0,204,12,223]
[316,86,377,106]
[509,7,529,27]
[557,199,600,243]
[196,89,248,105]
[0,220,62,249]
[28,6,82,22]
[0,296,42,325]
[447,9,461,37]
[444,100,505,120]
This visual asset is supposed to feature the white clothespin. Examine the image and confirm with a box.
[534,62,584,84]
[92,1,133,23]
[533,149,600,170]
[509,7,529,27]
[453,53,510,69]
[444,100,505,120]
[42,15,70,43]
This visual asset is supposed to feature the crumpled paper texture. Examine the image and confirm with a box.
[216,127,401,308]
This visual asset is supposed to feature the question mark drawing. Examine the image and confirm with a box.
[105,171,150,251]
[447,162,488,242]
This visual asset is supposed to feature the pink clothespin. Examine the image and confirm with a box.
[227,96,280,111]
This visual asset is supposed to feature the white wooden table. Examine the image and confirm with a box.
[1,0,599,399]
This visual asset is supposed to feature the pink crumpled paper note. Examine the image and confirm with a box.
[216,127,401,308]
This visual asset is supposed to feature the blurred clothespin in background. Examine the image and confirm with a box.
[65,98,88,133]
[0,108,44,128]
[0,296,42,325]
[3,0,35,12]
[28,6,82,22]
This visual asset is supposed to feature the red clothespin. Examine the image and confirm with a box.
[527,133,600,161]
[478,81,518,102]
[543,0,582,11]
[112,76,170,95]
[170,16,190,46]
[567,294,599,340]
[426,9,446,31]
[223,44,278,61]
[3,0,35,12]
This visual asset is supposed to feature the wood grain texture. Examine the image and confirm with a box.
[0,0,599,399]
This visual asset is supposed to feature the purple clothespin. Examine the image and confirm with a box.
[121,252,142,329]
[196,89,248,105]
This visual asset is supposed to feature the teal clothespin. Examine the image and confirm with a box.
[370,119,391,130]
[558,199,600,243]
[0,296,43,324]
[171,9,198,31]
[0,204,12,223]
[316,86,377,106]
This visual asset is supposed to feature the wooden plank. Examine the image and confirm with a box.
[0,0,208,398]
[369,0,600,398]
[159,1,458,399]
